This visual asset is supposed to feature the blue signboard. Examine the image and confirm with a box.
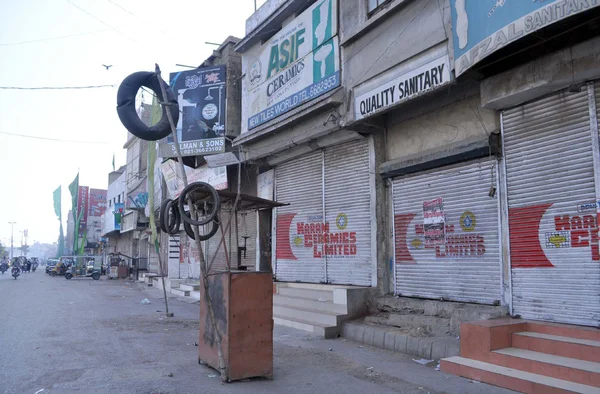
[450,0,600,76]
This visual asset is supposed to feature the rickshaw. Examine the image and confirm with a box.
[63,256,103,280]
[49,258,72,277]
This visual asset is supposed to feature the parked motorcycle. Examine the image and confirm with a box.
[11,266,20,279]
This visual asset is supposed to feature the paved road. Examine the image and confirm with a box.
[0,269,516,394]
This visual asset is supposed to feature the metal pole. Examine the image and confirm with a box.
[8,222,15,260]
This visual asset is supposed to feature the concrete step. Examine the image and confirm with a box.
[179,283,200,292]
[513,331,600,363]
[189,291,200,300]
[273,294,347,315]
[491,347,600,386]
[273,305,343,327]
[277,287,333,302]
[273,315,338,339]
[171,288,190,297]
[372,296,507,318]
[365,313,451,337]
[441,356,598,394]
[527,321,600,342]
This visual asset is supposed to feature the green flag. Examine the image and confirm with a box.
[112,153,116,171]
[68,173,79,224]
[53,185,62,219]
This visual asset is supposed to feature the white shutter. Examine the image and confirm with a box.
[503,88,600,326]
[324,139,373,286]
[393,158,502,304]
[275,151,326,283]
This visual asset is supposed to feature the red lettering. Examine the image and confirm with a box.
[350,244,357,255]
[323,222,330,233]
[571,216,583,230]
[343,244,350,255]
[435,246,445,258]
[330,233,340,243]
[583,215,596,229]
[342,233,349,243]
[313,244,322,258]
[304,234,312,248]
[571,230,589,247]
[415,224,424,234]
[591,230,600,261]
[297,223,304,234]
[350,232,357,243]
[555,215,571,231]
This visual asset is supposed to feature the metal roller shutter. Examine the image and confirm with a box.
[393,158,502,304]
[324,139,373,286]
[503,87,600,326]
[275,151,325,283]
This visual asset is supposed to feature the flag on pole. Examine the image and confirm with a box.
[112,153,116,171]
[53,185,62,220]
[68,173,80,254]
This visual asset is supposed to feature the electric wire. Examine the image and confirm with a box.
[0,29,111,47]
[0,84,115,90]
[0,131,110,144]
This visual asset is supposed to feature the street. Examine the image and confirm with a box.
[0,271,515,394]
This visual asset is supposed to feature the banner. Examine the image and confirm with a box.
[243,0,339,131]
[53,185,62,219]
[159,65,227,157]
[160,160,228,199]
[68,173,79,225]
[77,186,89,232]
[88,189,108,217]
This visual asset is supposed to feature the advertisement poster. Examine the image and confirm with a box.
[423,197,445,245]
[77,186,89,232]
[160,160,228,199]
[243,0,340,131]
[450,0,600,76]
[88,188,107,217]
[160,65,227,157]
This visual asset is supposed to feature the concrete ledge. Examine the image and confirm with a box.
[342,321,460,360]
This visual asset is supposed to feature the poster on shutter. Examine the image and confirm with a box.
[423,197,445,245]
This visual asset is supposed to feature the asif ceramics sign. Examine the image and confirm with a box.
[354,55,450,120]
[451,0,600,76]
[244,0,340,131]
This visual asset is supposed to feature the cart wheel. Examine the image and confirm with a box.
[65,273,73,280]
[92,273,100,280]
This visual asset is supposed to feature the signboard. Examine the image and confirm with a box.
[77,186,89,232]
[205,152,240,168]
[88,188,107,217]
[160,161,228,199]
[423,197,445,246]
[126,178,148,210]
[257,169,274,200]
[160,65,227,157]
[354,55,450,120]
[244,0,340,131]
[113,203,124,231]
[450,0,600,77]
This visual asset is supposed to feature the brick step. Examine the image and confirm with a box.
[441,356,598,394]
[513,332,600,363]
[273,315,338,339]
[491,348,600,386]
[527,321,600,342]
[273,294,347,315]
[277,287,333,302]
[272,305,344,327]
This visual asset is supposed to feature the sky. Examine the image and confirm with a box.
[0,0,265,246]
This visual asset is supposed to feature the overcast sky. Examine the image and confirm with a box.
[0,0,264,247]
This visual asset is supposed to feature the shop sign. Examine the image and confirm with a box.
[160,65,227,157]
[243,0,340,131]
[160,161,228,199]
[77,186,89,232]
[88,189,107,217]
[451,0,600,77]
[257,169,274,200]
[354,55,450,120]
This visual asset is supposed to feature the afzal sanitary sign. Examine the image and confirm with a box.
[244,0,340,131]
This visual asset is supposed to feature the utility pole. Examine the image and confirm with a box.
[8,222,15,260]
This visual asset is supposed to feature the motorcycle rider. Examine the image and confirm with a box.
[0,256,8,273]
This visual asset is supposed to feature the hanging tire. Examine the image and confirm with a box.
[184,215,220,241]
[116,71,179,141]
[160,199,180,234]
[178,182,221,226]
[92,273,100,280]
[65,273,73,280]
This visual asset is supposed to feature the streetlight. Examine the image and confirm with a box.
[8,222,15,260]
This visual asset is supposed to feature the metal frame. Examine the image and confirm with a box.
[587,83,600,237]
[271,169,278,277]
[499,113,513,315]
[368,135,378,287]
[321,149,327,283]
[390,178,397,295]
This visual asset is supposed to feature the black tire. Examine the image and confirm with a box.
[65,273,73,280]
[92,273,100,280]
[178,182,221,226]
[116,71,179,141]
[183,215,220,241]
[50,271,57,277]
[159,199,171,233]
[160,199,181,235]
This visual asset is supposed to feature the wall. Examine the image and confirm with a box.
[386,95,498,162]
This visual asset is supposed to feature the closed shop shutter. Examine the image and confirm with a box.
[324,139,373,286]
[393,158,502,304]
[275,151,325,283]
[503,88,600,326]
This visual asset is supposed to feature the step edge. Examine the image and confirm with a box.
[273,304,347,317]
[273,314,336,329]
[443,356,599,392]
[493,348,600,373]
[515,331,600,347]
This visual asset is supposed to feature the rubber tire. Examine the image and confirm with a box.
[178,182,221,226]
[92,273,100,280]
[50,271,57,277]
[116,71,179,141]
[160,199,181,235]
[183,216,220,241]
[65,273,73,280]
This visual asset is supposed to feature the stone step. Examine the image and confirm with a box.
[272,305,343,327]
[491,347,600,386]
[277,287,333,302]
[441,356,598,394]
[179,283,200,292]
[365,313,451,337]
[171,288,190,297]
[527,321,600,342]
[273,294,347,315]
[513,331,600,363]
[189,291,200,301]
[273,315,338,339]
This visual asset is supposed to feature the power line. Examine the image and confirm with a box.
[0,131,110,144]
[0,29,111,47]
[0,84,115,90]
